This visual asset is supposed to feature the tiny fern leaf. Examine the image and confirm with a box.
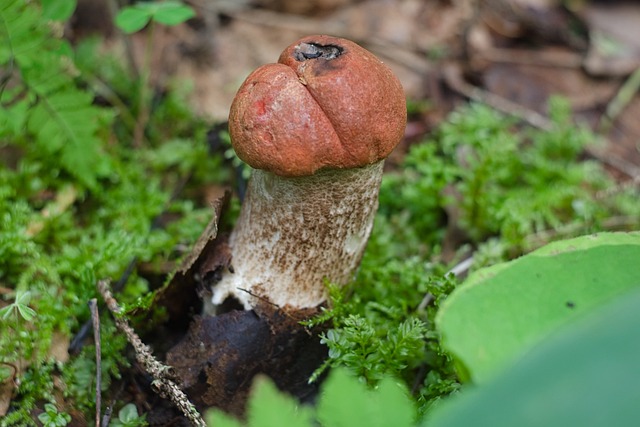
[27,88,110,188]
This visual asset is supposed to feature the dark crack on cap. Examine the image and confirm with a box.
[294,43,343,61]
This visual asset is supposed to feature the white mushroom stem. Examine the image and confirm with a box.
[210,161,384,311]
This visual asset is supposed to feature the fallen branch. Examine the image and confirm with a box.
[442,63,640,178]
[96,279,206,427]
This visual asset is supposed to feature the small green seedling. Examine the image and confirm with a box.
[115,1,195,34]
[109,403,147,427]
[0,290,37,322]
[37,403,71,427]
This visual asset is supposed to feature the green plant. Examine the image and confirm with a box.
[0,290,37,322]
[378,98,639,263]
[436,232,640,383]
[37,403,71,427]
[306,257,460,409]
[0,0,113,190]
[318,315,427,383]
[115,1,195,33]
[0,0,225,422]
[114,0,195,145]
[0,290,37,379]
[425,279,640,427]
[207,369,417,427]
[109,403,148,427]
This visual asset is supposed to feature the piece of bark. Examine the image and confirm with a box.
[153,192,231,324]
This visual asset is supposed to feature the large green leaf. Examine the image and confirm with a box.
[437,232,640,383]
[41,0,77,21]
[205,369,416,427]
[114,6,151,33]
[247,377,314,427]
[318,369,414,427]
[424,285,640,427]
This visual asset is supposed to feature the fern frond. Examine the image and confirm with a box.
[0,0,113,190]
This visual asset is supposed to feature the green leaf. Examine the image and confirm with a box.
[0,305,12,320]
[0,365,12,381]
[205,370,416,427]
[115,2,195,32]
[26,88,111,189]
[41,0,77,21]
[17,304,37,322]
[16,290,32,305]
[115,6,152,33]
[318,369,414,427]
[118,403,139,422]
[1,0,113,190]
[425,285,640,427]
[152,1,195,26]
[246,376,314,427]
[206,410,243,427]
[0,0,49,65]
[436,232,640,383]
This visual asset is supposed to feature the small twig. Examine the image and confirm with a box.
[150,379,208,426]
[477,47,583,69]
[89,299,102,427]
[101,404,113,427]
[596,174,640,199]
[237,287,313,336]
[417,256,474,312]
[448,256,474,277]
[599,67,640,133]
[237,287,279,308]
[97,279,206,427]
[442,63,554,131]
[442,63,640,178]
[416,293,434,312]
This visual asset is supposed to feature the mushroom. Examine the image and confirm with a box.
[210,35,406,311]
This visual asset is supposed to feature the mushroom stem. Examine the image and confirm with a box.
[211,161,384,310]
[207,35,406,314]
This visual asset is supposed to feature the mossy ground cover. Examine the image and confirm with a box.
[1,0,640,425]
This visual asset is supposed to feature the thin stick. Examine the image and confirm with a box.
[89,299,102,427]
[442,64,554,131]
[97,280,206,427]
[600,67,640,133]
[417,257,473,312]
[101,405,114,427]
[443,63,640,178]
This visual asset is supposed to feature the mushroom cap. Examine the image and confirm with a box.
[229,35,407,176]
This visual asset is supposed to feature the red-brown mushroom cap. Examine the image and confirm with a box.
[229,35,407,176]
